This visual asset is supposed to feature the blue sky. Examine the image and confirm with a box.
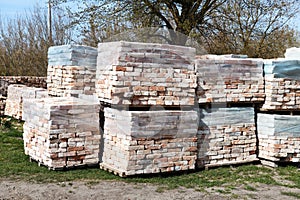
[0,0,299,31]
[0,0,42,19]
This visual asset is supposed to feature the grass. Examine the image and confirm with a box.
[244,185,257,191]
[281,191,300,199]
[2,116,300,194]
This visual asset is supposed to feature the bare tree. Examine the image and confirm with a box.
[54,0,227,46]
[0,4,73,76]
[53,0,299,57]
[204,0,300,58]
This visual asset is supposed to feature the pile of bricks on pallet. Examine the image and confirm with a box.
[195,56,265,103]
[257,113,300,167]
[96,41,197,106]
[101,108,198,176]
[0,95,6,116]
[257,49,300,167]
[22,97,100,169]
[98,41,199,176]
[4,84,47,119]
[0,76,46,96]
[262,60,300,111]
[197,107,257,168]
[47,45,97,97]
[195,55,262,168]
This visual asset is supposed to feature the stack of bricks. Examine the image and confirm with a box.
[262,60,300,111]
[258,54,300,167]
[257,113,300,167]
[101,108,198,176]
[47,45,97,98]
[0,76,46,96]
[22,97,100,169]
[195,57,265,103]
[97,41,199,176]
[4,84,47,119]
[197,107,257,168]
[195,55,261,168]
[0,95,6,116]
[96,41,197,106]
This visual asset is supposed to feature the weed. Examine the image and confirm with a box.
[244,185,257,191]
[281,191,300,199]
[155,187,167,193]
[230,194,240,199]
[216,189,231,194]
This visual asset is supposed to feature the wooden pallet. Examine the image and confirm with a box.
[100,163,127,177]
[198,158,260,170]
[259,158,300,168]
[29,157,98,171]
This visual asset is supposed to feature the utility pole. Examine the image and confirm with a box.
[48,0,53,45]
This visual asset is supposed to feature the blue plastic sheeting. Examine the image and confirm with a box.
[258,113,300,137]
[264,60,300,80]
[199,107,254,127]
[48,45,97,68]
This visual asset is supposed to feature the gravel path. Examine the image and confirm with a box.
[1,179,300,200]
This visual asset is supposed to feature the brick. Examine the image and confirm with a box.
[197,107,257,168]
[96,41,196,106]
[257,113,300,163]
[22,97,100,169]
[100,107,198,176]
[5,85,48,119]
[195,57,264,103]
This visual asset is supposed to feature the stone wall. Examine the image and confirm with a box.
[0,76,46,96]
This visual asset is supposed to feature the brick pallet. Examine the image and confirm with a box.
[47,45,97,98]
[262,60,300,111]
[97,41,200,176]
[0,95,6,116]
[197,107,257,168]
[96,41,196,106]
[101,107,198,176]
[258,54,300,167]
[23,97,100,169]
[5,85,47,119]
[20,43,300,175]
[47,65,96,97]
[48,45,97,68]
[257,113,300,167]
[195,57,265,103]
[0,76,47,97]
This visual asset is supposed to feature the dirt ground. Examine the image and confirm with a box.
[1,179,300,200]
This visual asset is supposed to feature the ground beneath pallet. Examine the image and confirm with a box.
[1,179,300,200]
